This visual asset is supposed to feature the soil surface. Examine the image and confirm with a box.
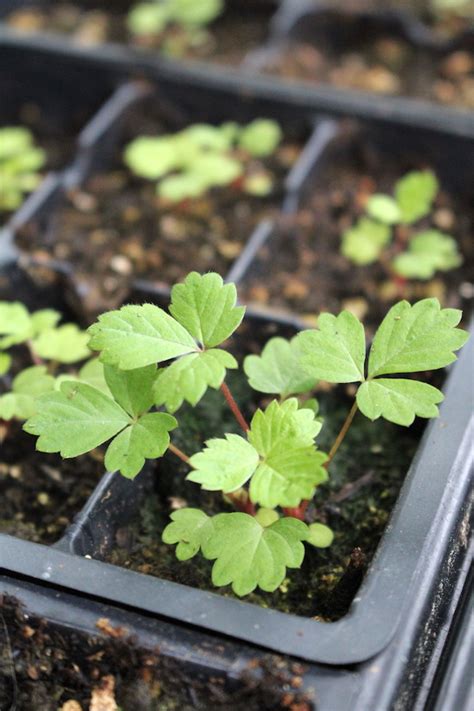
[5,1,274,63]
[0,596,311,710]
[17,102,302,319]
[105,367,423,620]
[239,121,474,332]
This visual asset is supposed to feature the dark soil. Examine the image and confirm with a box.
[4,1,274,63]
[17,105,302,319]
[0,595,312,711]
[105,367,422,620]
[239,121,474,332]
[0,425,104,545]
[259,36,474,109]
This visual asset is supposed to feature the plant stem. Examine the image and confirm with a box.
[168,443,190,464]
[326,400,359,465]
[220,381,249,432]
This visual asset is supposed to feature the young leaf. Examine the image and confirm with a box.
[238,119,283,157]
[153,349,237,413]
[187,434,259,493]
[30,309,61,335]
[248,398,322,454]
[170,272,245,348]
[341,217,391,265]
[104,364,157,417]
[243,336,318,397]
[162,508,215,561]
[393,230,462,280]
[0,366,55,420]
[296,311,366,383]
[0,302,33,348]
[78,358,110,394]
[254,508,280,527]
[395,170,438,224]
[171,0,224,27]
[0,353,11,376]
[32,324,90,364]
[307,522,334,548]
[87,304,198,369]
[356,379,444,426]
[249,444,328,508]
[367,298,469,377]
[24,381,131,457]
[123,136,178,180]
[366,194,401,224]
[201,513,308,596]
[104,412,177,478]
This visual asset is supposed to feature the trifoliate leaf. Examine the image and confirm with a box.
[249,444,328,508]
[356,379,444,426]
[104,364,157,417]
[243,336,317,397]
[341,217,391,265]
[153,349,237,413]
[187,434,259,492]
[201,513,308,596]
[395,170,438,224]
[0,366,55,420]
[307,522,334,548]
[162,508,215,561]
[393,230,462,280]
[87,304,198,369]
[296,310,366,383]
[238,119,283,157]
[0,353,11,376]
[104,412,177,478]
[368,298,469,377]
[24,381,131,457]
[170,272,245,348]
[248,398,322,454]
[366,194,401,224]
[32,324,90,364]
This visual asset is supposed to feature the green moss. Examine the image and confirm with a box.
[107,373,420,619]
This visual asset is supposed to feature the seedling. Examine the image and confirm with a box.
[0,127,46,212]
[341,170,463,281]
[0,301,97,423]
[23,273,468,596]
[123,119,283,203]
[127,0,224,56]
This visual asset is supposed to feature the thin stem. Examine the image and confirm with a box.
[326,400,359,465]
[220,381,249,432]
[168,443,190,464]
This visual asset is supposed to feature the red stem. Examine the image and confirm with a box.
[220,381,250,432]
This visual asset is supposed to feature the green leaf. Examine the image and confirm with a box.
[188,153,243,188]
[341,217,391,265]
[24,381,131,457]
[158,172,207,202]
[238,119,283,157]
[126,2,170,36]
[78,358,110,394]
[30,309,61,335]
[254,508,280,527]
[393,230,462,280]
[307,522,334,548]
[0,302,32,348]
[123,136,178,179]
[179,124,233,151]
[162,508,215,561]
[248,398,322,454]
[243,336,317,397]
[395,170,438,224]
[187,434,259,493]
[366,194,401,224]
[296,310,366,383]
[0,353,11,376]
[249,444,328,508]
[201,513,308,596]
[153,349,237,413]
[171,0,223,26]
[368,298,469,377]
[104,364,157,417]
[87,303,198,370]
[104,412,177,478]
[32,324,90,364]
[0,366,55,420]
[356,379,444,426]
[170,272,245,348]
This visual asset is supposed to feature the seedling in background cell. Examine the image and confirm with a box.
[123,119,283,203]
[22,273,468,596]
[0,127,46,212]
[127,0,224,56]
[341,170,463,282]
